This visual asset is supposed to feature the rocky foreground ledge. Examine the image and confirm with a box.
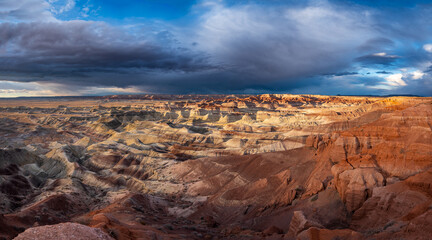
[13,223,113,240]
[0,94,431,239]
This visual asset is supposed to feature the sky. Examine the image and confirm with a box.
[0,0,431,97]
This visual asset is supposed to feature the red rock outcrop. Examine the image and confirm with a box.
[296,227,363,240]
[349,169,432,238]
[306,101,432,214]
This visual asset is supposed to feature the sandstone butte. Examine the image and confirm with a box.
[0,94,430,240]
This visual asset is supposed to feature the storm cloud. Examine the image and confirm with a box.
[0,21,212,84]
[0,0,431,96]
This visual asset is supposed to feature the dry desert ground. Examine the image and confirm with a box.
[0,94,431,240]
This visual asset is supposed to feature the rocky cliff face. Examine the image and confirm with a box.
[305,102,432,215]
[0,94,430,239]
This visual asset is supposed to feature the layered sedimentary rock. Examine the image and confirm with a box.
[0,94,430,239]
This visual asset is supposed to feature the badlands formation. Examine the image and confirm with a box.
[0,94,431,239]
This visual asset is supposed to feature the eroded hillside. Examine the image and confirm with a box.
[0,94,431,240]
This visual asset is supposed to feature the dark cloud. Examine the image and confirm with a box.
[191,2,377,84]
[1,1,376,93]
[0,21,213,86]
[355,53,400,66]
[376,71,392,74]
[324,72,359,76]
[0,0,431,96]
[348,76,387,86]
[357,37,395,52]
